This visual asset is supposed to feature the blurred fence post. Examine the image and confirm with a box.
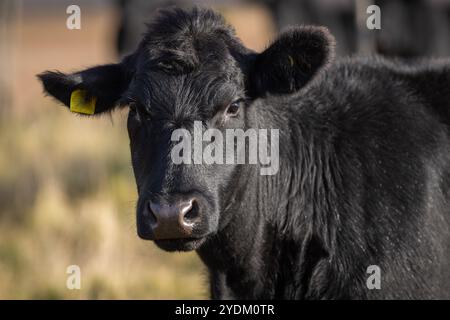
[0,0,20,121]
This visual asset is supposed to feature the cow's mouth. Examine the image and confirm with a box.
[154,236,207,252]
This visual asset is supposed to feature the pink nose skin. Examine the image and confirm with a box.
[148,199,197,240]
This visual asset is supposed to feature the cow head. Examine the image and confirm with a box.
[38,7,334,251]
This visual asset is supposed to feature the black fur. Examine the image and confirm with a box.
[38,7,450,299]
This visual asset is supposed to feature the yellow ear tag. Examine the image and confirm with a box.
[288,55,295,67]
[70,89,96,115]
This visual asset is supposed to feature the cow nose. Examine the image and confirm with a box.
[148,199,199,239]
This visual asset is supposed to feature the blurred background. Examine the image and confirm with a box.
[0,0,449,299]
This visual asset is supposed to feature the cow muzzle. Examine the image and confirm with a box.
[144,197,200,240]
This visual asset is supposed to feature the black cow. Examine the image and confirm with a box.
[38,7,450,299]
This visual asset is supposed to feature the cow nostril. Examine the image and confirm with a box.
[183,199,200,223]
[148,202,157,226]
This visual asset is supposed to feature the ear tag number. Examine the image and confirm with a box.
[70,89,96,115]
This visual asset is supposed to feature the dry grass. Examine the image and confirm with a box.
[0,109,207,299]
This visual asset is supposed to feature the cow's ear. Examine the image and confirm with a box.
[248,26,335,97]
[38,57,134,115]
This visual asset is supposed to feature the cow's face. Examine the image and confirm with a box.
[125,34,249,251]
[38,8,334,252]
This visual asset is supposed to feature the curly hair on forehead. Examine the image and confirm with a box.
[144,6,235,42]
[138,7,248,73]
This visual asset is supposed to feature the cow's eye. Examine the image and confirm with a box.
[225,99,243,117]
